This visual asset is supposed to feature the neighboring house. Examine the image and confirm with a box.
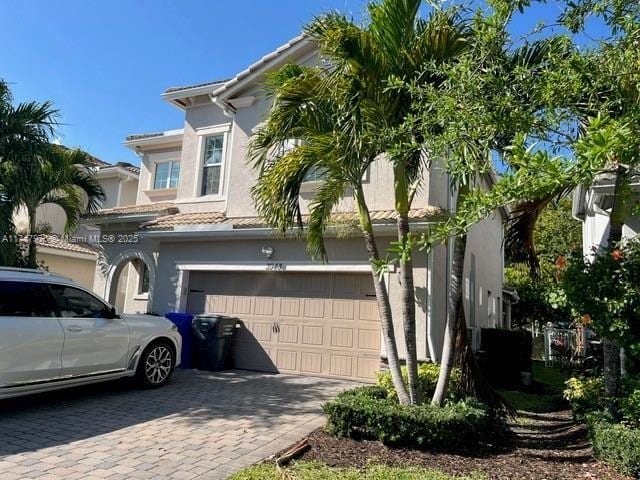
[573,171,640,256]
[13,157,140,290]
[84,36,510,382]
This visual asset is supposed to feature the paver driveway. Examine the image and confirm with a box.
[0,370,356,480]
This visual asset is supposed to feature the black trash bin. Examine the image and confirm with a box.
[192,315,239,371]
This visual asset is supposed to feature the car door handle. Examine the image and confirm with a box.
[67,326,83,333]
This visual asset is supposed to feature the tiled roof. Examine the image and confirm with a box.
[141,207,445,232]
[96,161,140,176]
[29,234,98,256]
[84,202,178,219]
[164,79,231,94]
[163,35,309,101]
[124,129,184,143]
[125,132,164,141]
[210,35,308,98]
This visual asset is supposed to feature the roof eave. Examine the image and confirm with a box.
[123,131,184,151]
[95,166,140,180]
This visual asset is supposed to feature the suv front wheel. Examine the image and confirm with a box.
[136,341,175,388]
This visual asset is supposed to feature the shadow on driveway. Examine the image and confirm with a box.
[0,370,355,457]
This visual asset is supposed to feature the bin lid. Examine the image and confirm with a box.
[165,312,194,321]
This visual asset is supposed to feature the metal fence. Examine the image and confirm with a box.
[543,323,587,367]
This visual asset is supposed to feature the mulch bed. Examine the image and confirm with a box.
[274,409,630,479]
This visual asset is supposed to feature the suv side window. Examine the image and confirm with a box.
[49,284,112,319]
[0,281,56,317]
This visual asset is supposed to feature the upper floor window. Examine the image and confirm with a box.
[154,161,180,189]
[303,166,327,183]
[201,134,224,196]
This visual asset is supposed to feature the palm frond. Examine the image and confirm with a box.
[307,176,350,261]
[504,187,570,275]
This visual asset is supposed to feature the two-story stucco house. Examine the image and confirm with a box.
[85,36,509,382]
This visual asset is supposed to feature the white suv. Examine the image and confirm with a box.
[0,267,182,399]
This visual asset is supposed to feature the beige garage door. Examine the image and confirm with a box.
[186,271,382,381]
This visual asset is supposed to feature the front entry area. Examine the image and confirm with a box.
[186,271,382,381]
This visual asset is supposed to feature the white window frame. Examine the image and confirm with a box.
[193,124,231,200]
[152,160,180,190]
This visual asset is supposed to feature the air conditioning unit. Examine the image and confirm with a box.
[467,327,482,351]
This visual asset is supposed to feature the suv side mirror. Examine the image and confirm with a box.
[107,306,119,319]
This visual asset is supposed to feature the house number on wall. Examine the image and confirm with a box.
[266,263,286,271]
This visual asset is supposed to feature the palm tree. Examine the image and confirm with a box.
[250,0,470,405]
[0,79,59,265]
[1,145,105,268]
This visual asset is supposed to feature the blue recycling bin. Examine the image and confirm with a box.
[165,312,195,368]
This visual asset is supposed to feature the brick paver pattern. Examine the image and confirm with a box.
[0,370,356,479]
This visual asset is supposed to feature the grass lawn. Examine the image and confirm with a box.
[230,462,485,480]
[497,361,569,413]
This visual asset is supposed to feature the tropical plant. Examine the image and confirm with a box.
[0,79,59,265]
[249,0,471,405]
[1,145,105,267]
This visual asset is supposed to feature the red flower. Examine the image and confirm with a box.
[555,255,567,269]
[611,249,622,261]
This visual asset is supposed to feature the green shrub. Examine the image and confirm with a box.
[589,419,640,477]
[563,376,605,418]
[322,386,492,451]
[375,363,461,402]
[620,389,640,427]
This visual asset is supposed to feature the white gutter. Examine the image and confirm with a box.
[80,213,168,226]
[138,222,435,241]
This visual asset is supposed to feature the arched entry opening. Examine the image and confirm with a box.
[104,250,156,314]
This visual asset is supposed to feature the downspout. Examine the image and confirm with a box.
[426,250,437,361]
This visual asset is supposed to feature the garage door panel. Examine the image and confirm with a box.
[276,350,298,371]
[277,324,299,343]
[279,298,300,317]
[356,357,379,379]
[300,352,323,374]
[205,295,227,314]
[331,327,354,348]
[358,329,381,350]
[358,301,379,321]
[254,297,274,316]
[231,296,252,315]
[244,321,273,342]
[303,298,325,318]
[330,354,353,377]
[332,300,355,320]
[302,325,324,346]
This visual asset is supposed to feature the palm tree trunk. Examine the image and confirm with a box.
[603,165,629,400]
[432,223,467,405]
[27,205,38,269]
[355,186,411,405]
[394,161,420,404]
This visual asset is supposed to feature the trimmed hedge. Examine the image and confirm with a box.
[375,363,461,402]
[322,386,493,451]
[563,376,605,419]
[588,416,640,477]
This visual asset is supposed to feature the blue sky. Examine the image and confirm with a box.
[0,1,603,165]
